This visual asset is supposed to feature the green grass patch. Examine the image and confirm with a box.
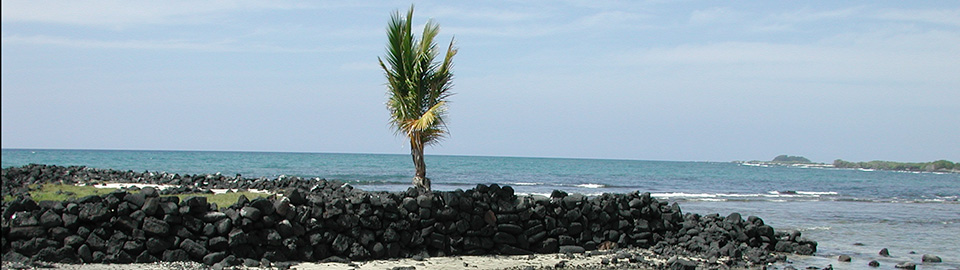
[169,192,270,208]
[3,184,270,208]
[3,184,119,202]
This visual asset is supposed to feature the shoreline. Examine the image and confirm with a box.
[1,247,745,270]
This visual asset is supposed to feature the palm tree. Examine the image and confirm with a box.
[378,6,457,192]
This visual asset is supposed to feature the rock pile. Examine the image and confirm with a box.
[2,164,817,268]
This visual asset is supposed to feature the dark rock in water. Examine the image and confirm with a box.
[838,255,852,262]
[559,245,585,254]
[868,260,880,267]
[921,254,941,263]
[821,264,833,270]
[895,262,916,270]
[880,248,890,257]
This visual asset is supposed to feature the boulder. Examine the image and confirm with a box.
[141,187,159,197]
[402,197,418,212]
[79,203,112,222]
[895,262,916,270]
[669,258,697,270]
[203,252,228,265]
[179,238,208,260]
[39,210,63,228]
[499,245,532,255]
[240,206,262,221]
[417,194,433,208]
[493,232,516,244]
[332,234,354,254]
[559,245,585,254]
[838,255,852,262]
[8,226,45,239]
[162,249,191,262]
[497,224,523,235]
[141,216,170,235]
[921,254,941,263]
[135,251,159,263]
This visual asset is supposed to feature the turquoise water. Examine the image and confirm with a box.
[3,149,958,269]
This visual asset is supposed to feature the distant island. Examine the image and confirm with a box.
[832,159,958,173]
[736,155,959,173]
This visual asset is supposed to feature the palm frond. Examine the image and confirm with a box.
[381,6,457,143]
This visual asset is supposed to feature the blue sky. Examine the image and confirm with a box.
[2,1,958,163]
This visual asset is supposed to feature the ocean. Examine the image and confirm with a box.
[2,149,958,269]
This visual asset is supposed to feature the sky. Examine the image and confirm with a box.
[2,1,959,163]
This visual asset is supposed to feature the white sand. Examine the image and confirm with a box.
[10,249,672,270]
[90,183,268,194]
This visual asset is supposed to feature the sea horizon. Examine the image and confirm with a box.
[2,147,738,164]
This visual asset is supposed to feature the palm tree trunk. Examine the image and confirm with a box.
[410,135,431,191]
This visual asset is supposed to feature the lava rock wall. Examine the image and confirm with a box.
[2,165,817,267]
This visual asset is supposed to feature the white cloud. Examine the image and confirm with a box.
[423,6,546,22]
[769,6,864,23]
[442,9,650,38]
[0,34,358,53]
[612,26,960,86]
[0,0,317,26]
[689,7,740,25]
[875,8,960,27]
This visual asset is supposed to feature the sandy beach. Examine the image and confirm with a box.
[6,248,687,270]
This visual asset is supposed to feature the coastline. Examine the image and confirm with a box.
[735,160,960,174]
[1,247,723,270]
[3,164,816,270]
